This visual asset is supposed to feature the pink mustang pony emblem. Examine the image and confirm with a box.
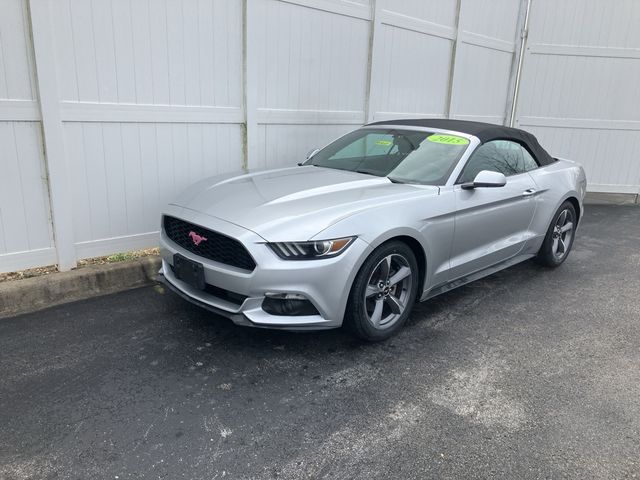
[188,231,208,246]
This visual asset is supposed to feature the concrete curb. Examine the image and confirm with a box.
[0,256,161,319]
[584,192,639,205]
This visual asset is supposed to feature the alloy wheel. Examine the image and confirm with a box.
[364,254,413,329]
[551,208,574,260]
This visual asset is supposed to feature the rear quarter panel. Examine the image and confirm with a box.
[525,159,587,253]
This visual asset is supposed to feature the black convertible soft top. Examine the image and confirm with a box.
[366,118,555,166]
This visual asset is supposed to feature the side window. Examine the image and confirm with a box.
[458,140,538,183]
[521,147,539,171]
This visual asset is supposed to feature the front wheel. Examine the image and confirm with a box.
[345,241,419,341]
[535,201,577,267]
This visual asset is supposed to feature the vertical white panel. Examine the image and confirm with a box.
[63,122,244,256]
[0,0,59,273]
[55,0,80,102]
[51,0,244,107]
[79,123,111,240]
[42,0,245,259]
[389,0,457,27]
[186,123,204,185]
[0,121,56,271]
[461,0,520,42]
[372,23,453,119]
[91,0,119,103]
[68,0,100,102]
[515,0,640,193]
[138,123,161,231]
[0,0,36,100]
[368,0,457,120]
[182,3,201,107]
[130,0,154,104]
[64,122,92,243]
[250,0,370,169]
[260,124,353,169]
[254,0,369,112]
[111,0,137,103]
[0,123,52,253]
[448,0,522,125]
[101,123,129,236]
[148,2,171,104]
[197,0,216,107]
[120,123,145,232]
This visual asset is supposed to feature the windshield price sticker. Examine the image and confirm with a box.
[427,134,469,145]
[375,140,393,146]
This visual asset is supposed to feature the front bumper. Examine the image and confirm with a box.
[158,206,371,330]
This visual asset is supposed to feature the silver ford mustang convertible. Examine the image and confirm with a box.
[158,119,587,341]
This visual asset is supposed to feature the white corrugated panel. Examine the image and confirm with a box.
[249,0,370,169]
[46,0,245,260]
[449,0,521,125]
[54,0,243,107]
[63,122,243,259]
[369,0,458,121]
[0,0,56,271]
[515,0,640,193]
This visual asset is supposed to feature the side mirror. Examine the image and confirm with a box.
[461,170,507,190]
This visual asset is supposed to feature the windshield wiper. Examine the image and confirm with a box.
[355,169,378,177]
[387,176,405,184]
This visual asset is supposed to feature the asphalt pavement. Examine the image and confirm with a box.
[1,205,639,479]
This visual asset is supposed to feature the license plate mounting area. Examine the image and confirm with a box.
[173,253,206,290]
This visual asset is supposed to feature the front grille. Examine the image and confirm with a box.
[163,216,256,271]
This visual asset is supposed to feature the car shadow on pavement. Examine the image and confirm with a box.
[152,256,548,358]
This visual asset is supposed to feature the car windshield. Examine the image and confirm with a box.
[307,128,470,185]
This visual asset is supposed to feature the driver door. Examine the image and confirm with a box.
[448,140,539,280]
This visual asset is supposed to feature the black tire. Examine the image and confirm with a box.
[345,241,419,342]
[535,201,577,267]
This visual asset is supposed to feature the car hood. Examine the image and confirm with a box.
[171,166,438,241]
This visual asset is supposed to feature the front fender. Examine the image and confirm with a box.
[311,192,456,297]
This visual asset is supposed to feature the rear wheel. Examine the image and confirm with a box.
[345,241,419,341]
[536,201,576,267]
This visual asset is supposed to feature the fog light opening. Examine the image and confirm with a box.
[262,293,320,316]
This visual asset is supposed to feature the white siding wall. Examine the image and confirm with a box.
[0,0,56,271]
[369,0,522,125]
[50,0,245,259]
[247,0,372,169]
[1,0,638,273]
[369,0,457,121]
[449,0,522,125]
[514,0,640,194]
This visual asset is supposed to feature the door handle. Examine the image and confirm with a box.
[522,188,537,197]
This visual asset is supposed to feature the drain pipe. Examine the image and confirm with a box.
[509,0,532,127]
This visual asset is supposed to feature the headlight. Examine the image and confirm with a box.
[268,237,356,260]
